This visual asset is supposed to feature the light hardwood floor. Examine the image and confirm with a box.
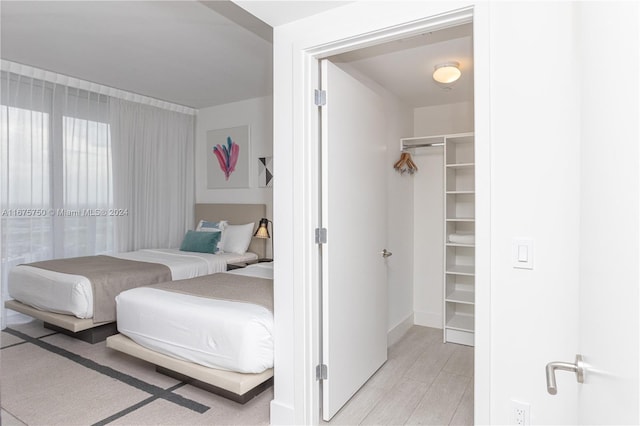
[1,409,26,426]
[1,322,471,426]
[326,325,474,426]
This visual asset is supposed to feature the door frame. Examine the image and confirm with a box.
[296,5,492,424]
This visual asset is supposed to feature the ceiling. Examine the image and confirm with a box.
[233,1,353,27]
[1,1,472,110]
[330,23,474,108]
[0,1,274,109]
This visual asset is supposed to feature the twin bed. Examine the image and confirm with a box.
[4,203,274,402]
[108,262,274,403]
[6,250,258,331]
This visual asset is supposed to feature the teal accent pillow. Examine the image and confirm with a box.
[180,230,222,253]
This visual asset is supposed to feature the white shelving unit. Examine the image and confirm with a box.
[443,132,475,346]
[400,132,475,346]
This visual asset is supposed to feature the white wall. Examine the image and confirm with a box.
[413,101,474,136]
[488,3,580,424]
[412,149,443,328]
[195,96,273,255]
[272,0,640,422]
[382,80,414,343]
[272,3,481,424]
[412,102,474,329]
[272,0,586,422]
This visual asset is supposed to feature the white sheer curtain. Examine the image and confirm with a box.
[61,88,115,257]
[1,69,195,327]
[110,98,194,251]
[1,74,55,266]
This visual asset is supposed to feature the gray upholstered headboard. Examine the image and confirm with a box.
[194,203,266,258]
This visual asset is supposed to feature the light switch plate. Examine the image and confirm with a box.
[513,239,533,269]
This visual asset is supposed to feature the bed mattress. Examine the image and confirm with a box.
[115,262,273,374]
[7,250,258,319]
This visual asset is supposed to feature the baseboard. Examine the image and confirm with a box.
[387,313,414,347]
[270,399,295,425]
[413,310,442,329]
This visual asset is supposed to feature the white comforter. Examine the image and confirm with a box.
[8,249,258,319]
[116,262,274,374]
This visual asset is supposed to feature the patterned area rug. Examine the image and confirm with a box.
[0,318,271,426]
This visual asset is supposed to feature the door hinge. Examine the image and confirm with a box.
[316,364,327,380]
[315,228,327,244]
[314,89,326,106]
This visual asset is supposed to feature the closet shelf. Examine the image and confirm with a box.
[446,265,475,276]
[445,289,475,305]
[446,243,475,248]
[442,132,475,347]
[445,314,475,332]
[446,163,474,169]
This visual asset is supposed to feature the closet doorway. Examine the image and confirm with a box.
[318,22,476,421]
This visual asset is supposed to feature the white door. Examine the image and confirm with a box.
[320,59,388,421]
[574,2,638,423]
[545,3,639,423]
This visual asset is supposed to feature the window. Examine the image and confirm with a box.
[1,104,53,263]
[1,69,195,329]
[1,76,114,267]
[62,115,114,257]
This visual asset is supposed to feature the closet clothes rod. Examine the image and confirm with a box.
[402,142,444,149]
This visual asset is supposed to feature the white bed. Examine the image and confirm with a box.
[4,203,268,342]
[115,262,273,374]
[8,249,258,319]
[108,262,274,403]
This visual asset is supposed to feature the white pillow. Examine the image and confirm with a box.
[195,220,228,252]
[196,220,228,232]
[221,223,255,254]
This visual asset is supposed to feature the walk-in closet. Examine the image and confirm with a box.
[324,20,475,421]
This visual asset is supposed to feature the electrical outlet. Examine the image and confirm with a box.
[511,399,530,425]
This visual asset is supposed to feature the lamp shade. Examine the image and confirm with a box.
[433,62,461,84]
[253,218,270,239]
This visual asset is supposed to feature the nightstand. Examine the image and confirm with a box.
[227,262,248,270]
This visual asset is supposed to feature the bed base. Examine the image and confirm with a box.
[43,321,118,344]
[5,300,115,343]
[156,366,273,404]
[106,334,273,403]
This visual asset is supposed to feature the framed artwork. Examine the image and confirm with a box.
[206,126,250,189]
[258,156,273,187]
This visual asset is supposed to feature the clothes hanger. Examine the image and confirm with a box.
[394,152,418,175]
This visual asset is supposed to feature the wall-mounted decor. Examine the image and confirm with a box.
[207,126,250,189]
[258,156,273,187]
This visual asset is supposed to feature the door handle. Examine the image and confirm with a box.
[545,354,584,395]
[381,249,393,258]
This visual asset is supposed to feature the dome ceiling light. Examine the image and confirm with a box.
[433,62,461,85]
